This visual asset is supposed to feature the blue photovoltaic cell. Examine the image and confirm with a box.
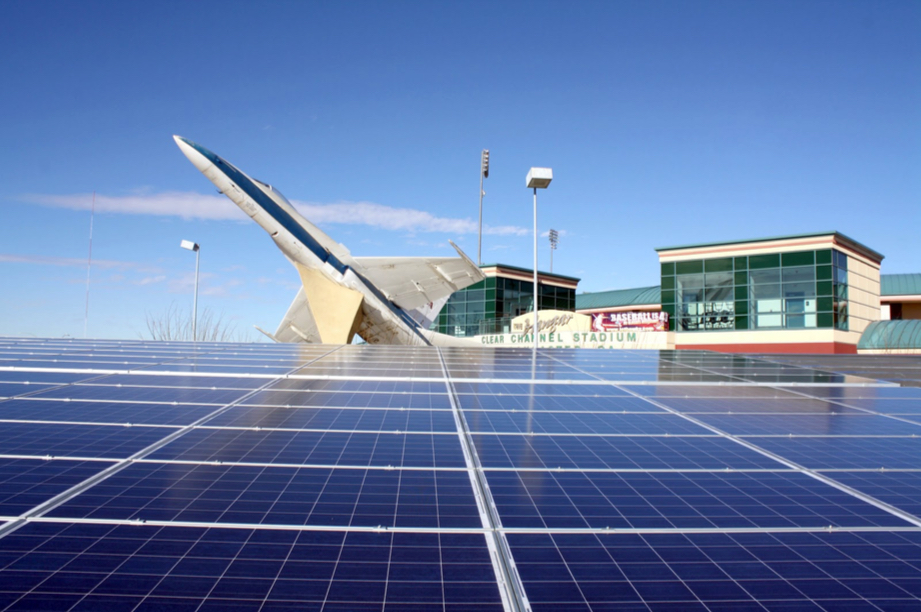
[508,530,921,611]
[0,371,99,384]
[473,434,782,470]
[466,412,705,435]
[1,338,921,610]
[487,470,910,529]
[268,378,447,393]
[453,382,630,396]
[776,385,921,400]
[298,364,446,378]
[457,393,659,413]
[827,472,921,519]
[656,396,870,416]
[448,365,599,381]
[0,399,217,426]
[747,437,921,470]
[245,389,452,409]
[0,383,58,398]
[0,522,503,611]
[30,384,249,405]
[624,384,806,399]
[208,406,457,432]
[94,374,270,389]
[831,397,921,416]
[0,422,172,459]
[0,458,112,516]
[144,363,296,375]
[47,463,481,528]
[692,413,921,436]
[149,429,467,468]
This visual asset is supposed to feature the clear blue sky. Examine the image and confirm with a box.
[1,0,918,340]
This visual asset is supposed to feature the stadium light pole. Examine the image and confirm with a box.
[549,229,559,274]
[477,149,489,265]
[180,240,200,342]
[526,168,552,351]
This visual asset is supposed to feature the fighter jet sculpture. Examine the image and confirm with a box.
[174,136,484,346]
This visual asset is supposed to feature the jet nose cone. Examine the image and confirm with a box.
[173,135,211,173]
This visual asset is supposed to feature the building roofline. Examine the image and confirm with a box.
[655,231,884,263]
[479,263,581,282]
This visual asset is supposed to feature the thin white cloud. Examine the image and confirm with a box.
[294,201,528,236]
[21,191,529,236]
[22,192,245,221]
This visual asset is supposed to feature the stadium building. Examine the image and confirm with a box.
[443,231,921,354]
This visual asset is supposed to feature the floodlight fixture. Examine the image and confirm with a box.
[549,229,559,273]
[526,167,552,189]
[478,149,490,265]
[527,167,553,351]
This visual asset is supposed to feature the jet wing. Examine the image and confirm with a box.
[353,241,486,311]
[273,287,322,343]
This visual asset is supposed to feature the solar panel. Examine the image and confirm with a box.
[0,337,920,610]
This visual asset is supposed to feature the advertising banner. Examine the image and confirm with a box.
[592,311,668,332]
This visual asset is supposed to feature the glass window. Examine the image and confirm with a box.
[781,251,814,267]
[672,251,841,334]
[751,283,781,302]
[704,272,732,302]
[750,269,780,285]
[676,260,703,275]
[465,289,484,303]
[677,275,704,303]
[749,254,780,269]
[704,258,733,272]
[661,262,675,276]
[734,285,748,300]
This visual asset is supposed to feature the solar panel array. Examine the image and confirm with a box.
[1,338,921,611]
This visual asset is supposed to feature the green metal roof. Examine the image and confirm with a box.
[881,273,921,296]
[858,320,921,351]
[655,231,884,263]
[576,285,660,310]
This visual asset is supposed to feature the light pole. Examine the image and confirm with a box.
[549,229,559,274]
[526,168,552,350]
[180,240,200,341]
[477,149,489,265]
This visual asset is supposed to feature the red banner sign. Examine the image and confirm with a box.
[592,311,668,332]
